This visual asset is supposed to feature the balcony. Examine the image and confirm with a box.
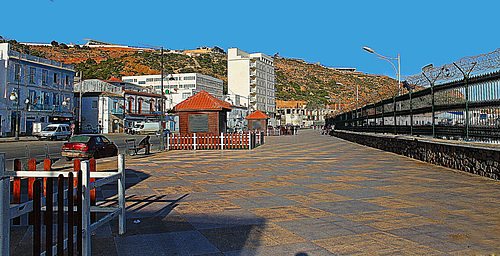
[250,80,257,87]
[110,108,124,115]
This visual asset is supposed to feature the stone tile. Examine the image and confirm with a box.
[261,186,321,195]
[310,200,389,215]
[170,230,221,255]
[330,188,395,199]
[214,189,275,199]
[229,196,300,209]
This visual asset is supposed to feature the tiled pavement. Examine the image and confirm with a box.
[12,129,500,255]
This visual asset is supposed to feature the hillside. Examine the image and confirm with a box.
[8,40,399,109]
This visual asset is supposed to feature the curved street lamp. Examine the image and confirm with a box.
[362,46,401,95]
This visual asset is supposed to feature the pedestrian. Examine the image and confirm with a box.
[139,135,151,154]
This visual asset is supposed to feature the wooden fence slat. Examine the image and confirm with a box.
[13,159,21,225]
[33,179,41,256]
[45,177,53,256]
[90,159,96,223]
[68,171,74,255]
[77,170,83,256]
[57,174,64,256]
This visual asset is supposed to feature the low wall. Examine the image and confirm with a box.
[330,130,500,180]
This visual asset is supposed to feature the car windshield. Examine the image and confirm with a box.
[43,126,57,131]
[68,136,91,143]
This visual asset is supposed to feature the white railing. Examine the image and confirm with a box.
[166,132,263,150]
[0,154,126,256]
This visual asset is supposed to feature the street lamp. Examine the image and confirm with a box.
[362,46,401,95]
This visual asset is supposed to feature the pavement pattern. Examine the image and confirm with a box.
[11,129,500,255]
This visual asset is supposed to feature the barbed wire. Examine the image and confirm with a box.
[405,48,500,88]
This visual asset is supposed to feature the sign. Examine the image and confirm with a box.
[252,120,262,129]
[189,114,209,132]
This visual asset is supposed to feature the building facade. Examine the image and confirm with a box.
[75,79,166,134]
[121,73,224,109]
[227,48,276,125]
[0,43,75,137]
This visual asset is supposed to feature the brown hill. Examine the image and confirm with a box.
[10,41,399,110]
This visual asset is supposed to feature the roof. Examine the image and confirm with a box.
[246,110,270,120]
[108,77,122,82]
[174,91,232,112]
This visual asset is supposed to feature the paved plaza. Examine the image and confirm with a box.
[11,129,500,255]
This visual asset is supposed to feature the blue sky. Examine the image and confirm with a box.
[1,0,498,79]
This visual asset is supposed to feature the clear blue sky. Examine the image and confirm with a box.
[1,0,498,79]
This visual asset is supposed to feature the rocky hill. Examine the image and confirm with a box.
[7,40,399,109]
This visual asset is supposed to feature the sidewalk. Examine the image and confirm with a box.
[0,136,39,143]
[10,129,500,255]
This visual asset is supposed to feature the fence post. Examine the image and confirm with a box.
[220,133,224,150]
[193,133,197,150]
[118,154,126,235]
[248,132,252,150]
[81,161,91,256]
[0,153,10,256]
[166,133,170,151]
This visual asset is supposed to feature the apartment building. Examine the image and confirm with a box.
[227,48,276,125]
[0,43,75,137]
[121,73,224,109]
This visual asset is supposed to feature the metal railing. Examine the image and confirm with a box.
[326,70,500,142]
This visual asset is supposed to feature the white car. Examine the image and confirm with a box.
[38,124,72,141]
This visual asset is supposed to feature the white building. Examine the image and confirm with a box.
[121,73,224,109]
[0,43,75,137]
[227,48,276,125]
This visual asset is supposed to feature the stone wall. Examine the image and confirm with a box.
[330,130,500,180]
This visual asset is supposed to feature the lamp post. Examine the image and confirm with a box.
[363,46,401,133]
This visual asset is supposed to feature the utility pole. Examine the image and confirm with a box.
[79,72,83,134]
[159,47,165,150]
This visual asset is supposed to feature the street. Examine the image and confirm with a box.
[0,133,163,170]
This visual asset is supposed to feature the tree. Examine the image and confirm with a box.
[51,40,59,47]
[59,43,69,49]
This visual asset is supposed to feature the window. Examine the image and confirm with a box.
[65,75,70,85]
[53,73,59,84]
[92,100,98,109]
[14,64,21,81]
[183,76,195,80]
[42,70,48,85]
[182,92,191,99]
[138,81,146,84]
[29,67,36,84]
[146,78,154,82]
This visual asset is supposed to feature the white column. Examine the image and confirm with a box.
[81,161,91,256]
[220,133,224,150]
[193,133,197,150]
[118,154,126,235]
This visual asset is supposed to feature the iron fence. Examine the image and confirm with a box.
[326,70,500,143]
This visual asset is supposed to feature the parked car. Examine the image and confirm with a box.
[61,135,118,161]
[38,124,72,141]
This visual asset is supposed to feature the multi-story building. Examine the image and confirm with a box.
[121,73,224,109]
[275,100,335,127]
[227,48,276,125]
[75,78,167,133]
[0,43,75,137]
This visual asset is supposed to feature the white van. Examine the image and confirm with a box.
[38,124,72,141]
[130,122,160,135]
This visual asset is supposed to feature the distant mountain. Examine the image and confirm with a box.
[9,41,399,109]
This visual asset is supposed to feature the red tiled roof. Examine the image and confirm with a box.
[245,110,270,120]
[174,91,232,111]
[108,77,122,82]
